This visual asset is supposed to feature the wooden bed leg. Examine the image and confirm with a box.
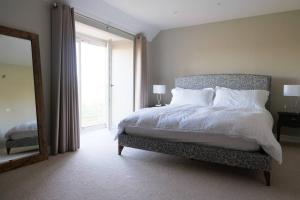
[6,147,11,155]
[264,171,271,186]
[118,145,124,155]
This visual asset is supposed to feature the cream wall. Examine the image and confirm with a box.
[0,64,37,134]
[0,0,51,141]
[150,10,300,122]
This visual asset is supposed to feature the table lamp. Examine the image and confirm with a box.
[153,85,166,106]
[284,85,300,112]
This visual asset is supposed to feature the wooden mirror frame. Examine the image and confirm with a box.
[0,25,48,173]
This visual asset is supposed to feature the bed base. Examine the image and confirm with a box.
[6,136,39,155]
[118,133,272,186]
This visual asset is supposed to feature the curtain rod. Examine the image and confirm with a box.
[51,2,136,38]
[74,12,135,38]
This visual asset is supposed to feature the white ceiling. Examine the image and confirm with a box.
[0,34,32,67]
[103,0,300,30]
[45,0,300,41]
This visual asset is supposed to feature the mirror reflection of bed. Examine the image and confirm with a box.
[0,34,39,164]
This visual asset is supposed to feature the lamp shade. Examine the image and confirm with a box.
[284,85,300,96]
[153,85,166,94]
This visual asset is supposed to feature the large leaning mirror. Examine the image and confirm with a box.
[0,25,47,172]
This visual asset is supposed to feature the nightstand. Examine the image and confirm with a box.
[277,112,300,142]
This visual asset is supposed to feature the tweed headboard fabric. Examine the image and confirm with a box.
[175,74,271,91]
[175,74,271,109]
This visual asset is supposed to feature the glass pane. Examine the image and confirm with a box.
[80,41,107,127]
[76,41,80,81]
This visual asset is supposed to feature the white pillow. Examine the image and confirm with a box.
[170,87,214,106]
[213,86,269,109]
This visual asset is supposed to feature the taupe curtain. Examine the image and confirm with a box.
[134,33,149,110]
[51,4,80,154]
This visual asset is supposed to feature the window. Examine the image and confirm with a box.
[75,21,134,131]
[76,39,108,128]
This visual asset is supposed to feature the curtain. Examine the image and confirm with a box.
[134,33,149,110]
[51,4,80,154]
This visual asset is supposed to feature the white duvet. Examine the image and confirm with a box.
[117,105,282,163]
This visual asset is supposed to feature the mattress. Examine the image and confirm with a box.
[125,126,260,151]
[5,121,37,140]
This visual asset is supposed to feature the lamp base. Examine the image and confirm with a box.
[155,104,162,107]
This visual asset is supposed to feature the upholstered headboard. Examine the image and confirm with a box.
[175,74,271,109]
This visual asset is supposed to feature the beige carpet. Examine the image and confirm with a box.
[0,129,299,200]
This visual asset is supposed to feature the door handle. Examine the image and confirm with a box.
[110,84,115,87]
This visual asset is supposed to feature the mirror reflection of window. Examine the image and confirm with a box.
[0,34,39,163]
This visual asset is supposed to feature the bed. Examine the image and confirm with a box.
[5,121,39,154]
[117,74,282,186]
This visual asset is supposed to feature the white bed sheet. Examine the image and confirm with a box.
[125,126,260,151]
[117,105,282,163]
